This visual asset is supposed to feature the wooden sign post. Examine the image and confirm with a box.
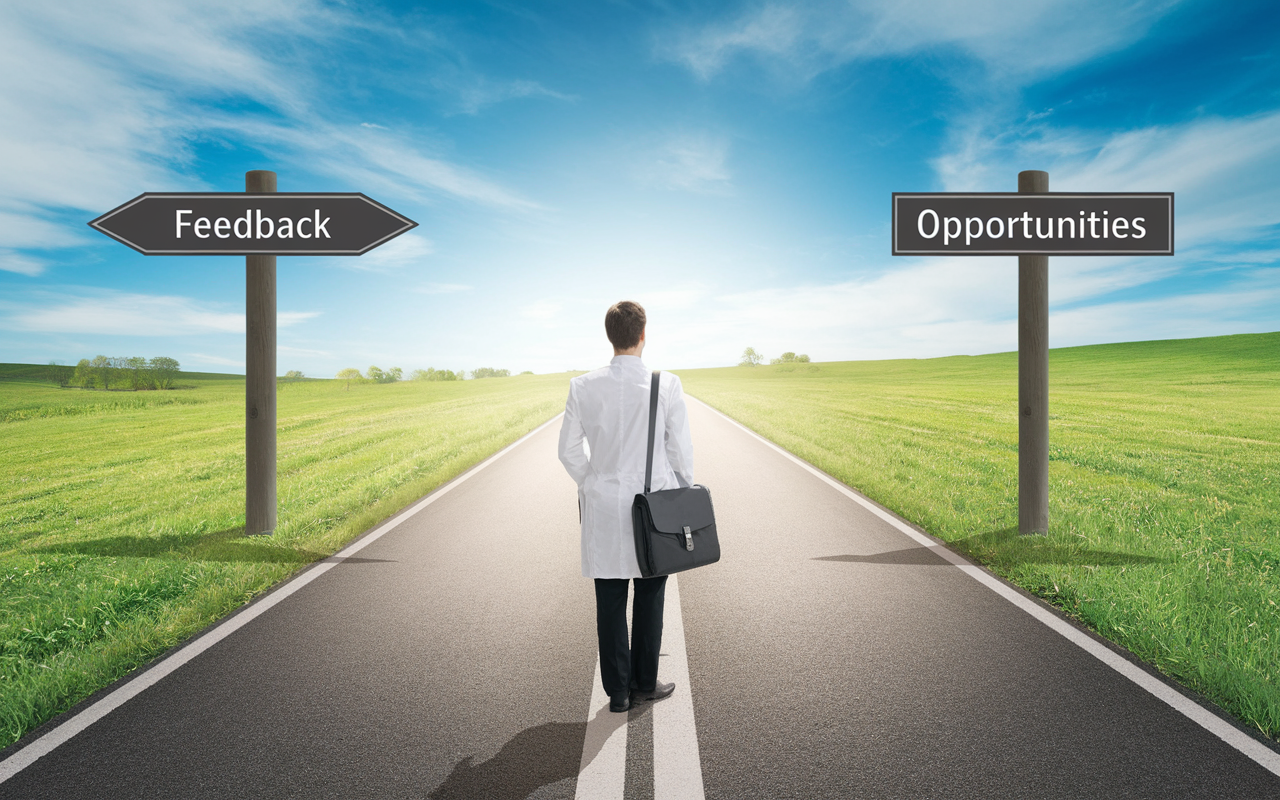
[892,174,1174,534]
[245,170,277,535]
[90,172,418,535]
[1018,170,1049,535]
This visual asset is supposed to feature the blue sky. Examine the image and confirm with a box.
[1,0,1277,376]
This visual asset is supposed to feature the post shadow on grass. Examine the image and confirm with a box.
[815,526,1168,568]
[34,528,394,566]
[426,720,587,800]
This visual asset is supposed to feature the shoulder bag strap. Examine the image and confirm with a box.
[644,370,661,493]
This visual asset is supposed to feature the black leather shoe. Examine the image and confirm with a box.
[609,691,631,713]
[630,681,675,704]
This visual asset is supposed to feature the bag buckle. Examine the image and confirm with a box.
[683,526,694,551]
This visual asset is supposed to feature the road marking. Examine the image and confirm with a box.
[0,415,566,786]
[688,395,1280,779]
[575,654,628,800]
[576,580,632,800]
[576,574,705,799]
[653,574,706,800]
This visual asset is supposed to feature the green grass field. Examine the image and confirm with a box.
[3,332,1278,749]
[675,331,1280,740]
[0,369,572,746]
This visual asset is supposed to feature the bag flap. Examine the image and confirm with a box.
[636,486,714,534]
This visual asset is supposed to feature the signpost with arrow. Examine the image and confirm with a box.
[892,172,1173,534]
[90,171,417,535]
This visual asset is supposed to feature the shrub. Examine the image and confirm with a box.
[410,368,460,381]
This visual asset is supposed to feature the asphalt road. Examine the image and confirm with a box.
[2,397,1278,799]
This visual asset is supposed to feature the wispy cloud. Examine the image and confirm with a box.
[389,18,576,116]
[0,0,541,261]
[3,290,318,336]
[192,115,542,210]
[0,250,46,277]
[933,109,1280,250]
[0,207,86,250]
[414,283,472,295]
[323,127,543,210]
[522,299,564,323]
[325,232,434,273]
[637,133,733,194]
[187,352,245,369]
[0,1,328,223]
[279,311,321,327]
[663,0,1182,84]
[278,344,331,357]
[450,77,575,116]
[645,258,1280,367]
[666,5,806,81]
[1048,267,1280,344]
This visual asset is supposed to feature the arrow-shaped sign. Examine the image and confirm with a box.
[89,193,417,255]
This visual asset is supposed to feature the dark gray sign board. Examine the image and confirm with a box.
[89,176,422,536]
[892,193,1173,256]
[891,176,1175,535]
[89,193,417,255]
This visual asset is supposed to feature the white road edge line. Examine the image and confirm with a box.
[0,414,567,786]
[687,395,1280,778]
[653,573,706,800]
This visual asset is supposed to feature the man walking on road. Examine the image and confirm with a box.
[558,300,694,713]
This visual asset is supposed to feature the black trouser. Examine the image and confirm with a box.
[594,575,668,697]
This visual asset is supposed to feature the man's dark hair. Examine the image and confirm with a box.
[605,301,646,351]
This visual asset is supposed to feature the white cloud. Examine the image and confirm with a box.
[190,115,541,210]
[933,109,1280,251]
[1211,248,1280,265]
[0,206,86,249]
[0,1,321,222]
[668,5,805,81]
[523,300,564,322]
[278,344,331,357]
[414,283,472,295]
[451,78,575,116]
[0,250,45,277]
[3,291,319,336]
[664,0,1182,84]
[326,231,434,273]
[334,128,542,210]
[187,352,245,369]
[642,286,711,312]
[0,0,540,258]
[614,258,1280,368]
[1048,268,1280,345]
[279,311,321,327]
[637,133,733,194]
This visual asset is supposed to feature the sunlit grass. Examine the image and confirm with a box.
[6,332,1278,746]
[676,331,1280,740]
[0,371,571,745]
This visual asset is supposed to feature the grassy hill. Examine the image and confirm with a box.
[675,331,1280,741]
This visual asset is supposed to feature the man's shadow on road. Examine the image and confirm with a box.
[427,720,586,800]
[814,526,1168,568]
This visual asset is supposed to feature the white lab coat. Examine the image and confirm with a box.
[558,355,694,579]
